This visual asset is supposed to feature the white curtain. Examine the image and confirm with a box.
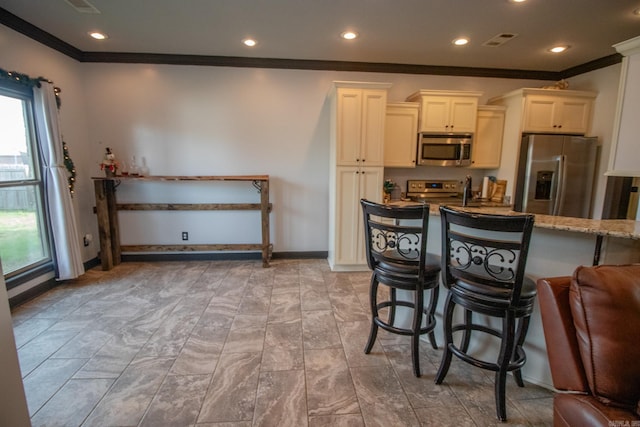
[33,82,85,280]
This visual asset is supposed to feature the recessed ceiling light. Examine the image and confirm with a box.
[453,37,469,46]
[341,31,358,40]
[89,31,109,40]
[508,0,527,3]
[634,7,640,15]
[243,39,257,47]
[549,45,570,53]
[88,31,107,40]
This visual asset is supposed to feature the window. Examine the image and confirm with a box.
[0,82,53,286]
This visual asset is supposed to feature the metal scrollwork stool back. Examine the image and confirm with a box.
[435,205,536,421]
[360,199,441,377]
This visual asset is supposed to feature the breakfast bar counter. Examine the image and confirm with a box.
[391,200,640,265]
[388,199,640,389]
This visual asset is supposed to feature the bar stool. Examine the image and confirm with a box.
[435,206,536,421]
[360,199,441,377]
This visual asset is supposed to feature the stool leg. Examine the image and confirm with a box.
[411,285,424,377]
[426,286,439,350]
[512,315,531,387]
[388,287,397,326]
[495,312,516,422]
[460,309,473,352]
[435,292,455,384]
[364,275,380,354]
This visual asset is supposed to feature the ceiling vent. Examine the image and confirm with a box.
[482,33,518,47]
[64,0,101,14]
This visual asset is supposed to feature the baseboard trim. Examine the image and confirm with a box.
[8,277,57,308]
[120,251,328,262]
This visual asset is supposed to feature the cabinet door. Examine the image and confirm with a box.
[356,167,384,263]
[336,89,363,165]
[334,166,383,266]
[471,108,505,169]
[558,98,592,134]
[523,96,558,132]
[419,96,450,132]
[361,90,387,166]
[450,98,479,133]
[524,95,592,134]
[334,166,361,264]
[384,103,419,167]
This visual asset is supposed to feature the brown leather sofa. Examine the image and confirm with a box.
[536,264,640,426]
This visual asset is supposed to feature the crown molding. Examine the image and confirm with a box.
[0,6,621,80]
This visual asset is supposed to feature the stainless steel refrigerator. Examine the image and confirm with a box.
[514,134,598,218]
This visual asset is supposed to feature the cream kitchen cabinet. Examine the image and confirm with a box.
[523,94,594,134]
[384,102,419,168]
[331,166,384,268]
[607,35,640,178]
[488,88,597,204]
[335,86,388,166]
[490,88,595,135]
[329,81,391,271]
[406,90,482,134]
[471,106,505,169]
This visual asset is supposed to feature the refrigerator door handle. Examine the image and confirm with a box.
[552,155,567,216]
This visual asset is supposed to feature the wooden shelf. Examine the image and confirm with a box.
[92,175,272,270]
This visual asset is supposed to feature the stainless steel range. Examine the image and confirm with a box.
[406,180,462,203]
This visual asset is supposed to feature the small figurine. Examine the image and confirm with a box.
[100,147,119,176]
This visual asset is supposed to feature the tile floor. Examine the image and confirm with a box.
[11,259,554,426]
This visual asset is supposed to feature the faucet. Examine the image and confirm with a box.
[462,175,473,207]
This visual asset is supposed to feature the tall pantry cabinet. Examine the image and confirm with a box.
[328,81,391,271]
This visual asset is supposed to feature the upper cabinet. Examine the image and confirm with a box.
[384,102,419,168]
[522,94,594,134]
[406,90,483,134]
[334,85,388,167]
[471,106,505,169]
[490,88,597,135]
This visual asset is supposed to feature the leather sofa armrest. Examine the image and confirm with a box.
[536,277,589,392]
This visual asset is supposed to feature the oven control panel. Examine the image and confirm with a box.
[407,180,460,194]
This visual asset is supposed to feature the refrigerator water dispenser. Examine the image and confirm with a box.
[535,171,553,200]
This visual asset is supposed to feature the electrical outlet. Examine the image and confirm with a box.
[182,232,189,241]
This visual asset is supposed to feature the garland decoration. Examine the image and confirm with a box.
[1,68,73,194]
[63,140,76,196]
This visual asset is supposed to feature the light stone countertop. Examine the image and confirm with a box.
[388,200,640,240]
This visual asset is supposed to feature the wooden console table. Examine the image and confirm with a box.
[92,175,272,270]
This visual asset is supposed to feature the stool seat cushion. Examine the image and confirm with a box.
[454,274,537,302]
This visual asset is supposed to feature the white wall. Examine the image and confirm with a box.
[80,66,557,251]
[569,64,623,218]
[0,267,31,426]
[1,22,622,263]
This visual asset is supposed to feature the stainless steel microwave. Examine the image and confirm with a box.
[417,134,472,167]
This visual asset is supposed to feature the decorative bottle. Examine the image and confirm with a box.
[130,155,139,176]
[139,157,150,176]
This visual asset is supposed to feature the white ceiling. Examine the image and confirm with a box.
[2,0,640,72]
